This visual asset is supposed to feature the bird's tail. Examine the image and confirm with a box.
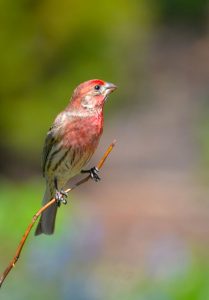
[35,184,57,235]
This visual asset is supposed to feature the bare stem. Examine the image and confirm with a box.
[0,140,116,288]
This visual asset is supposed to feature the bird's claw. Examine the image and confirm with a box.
[81,167,100,182]
[55,190,68,207]
[90,167,100,182]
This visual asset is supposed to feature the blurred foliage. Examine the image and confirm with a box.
[119,260,209,300]
[154,0,209,27]
[0,0,153,154]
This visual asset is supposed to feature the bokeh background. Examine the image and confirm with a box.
[1,0,209,299]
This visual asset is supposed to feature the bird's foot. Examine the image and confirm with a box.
[81,167,100,182]
[55,190,68,207]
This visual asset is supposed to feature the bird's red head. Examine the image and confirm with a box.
[69,79,117,112]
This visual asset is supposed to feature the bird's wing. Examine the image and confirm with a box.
[42,126,56,177]
[42,111,72,177]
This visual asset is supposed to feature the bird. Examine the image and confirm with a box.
[35,79,117,235]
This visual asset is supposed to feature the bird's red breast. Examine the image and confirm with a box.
[63,113,103,150]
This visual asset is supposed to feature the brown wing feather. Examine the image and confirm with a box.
[42,111,70,177]
[42,127,56,177]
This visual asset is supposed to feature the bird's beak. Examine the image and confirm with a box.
[102,82,117,101]
[104,82,117,94]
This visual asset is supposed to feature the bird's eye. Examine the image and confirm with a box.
[94,85,101,91]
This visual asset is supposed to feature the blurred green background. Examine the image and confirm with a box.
[1,0,209,299]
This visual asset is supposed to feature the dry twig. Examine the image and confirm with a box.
[0,140,116,288]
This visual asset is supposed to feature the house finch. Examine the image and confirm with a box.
[35,79,117,235]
